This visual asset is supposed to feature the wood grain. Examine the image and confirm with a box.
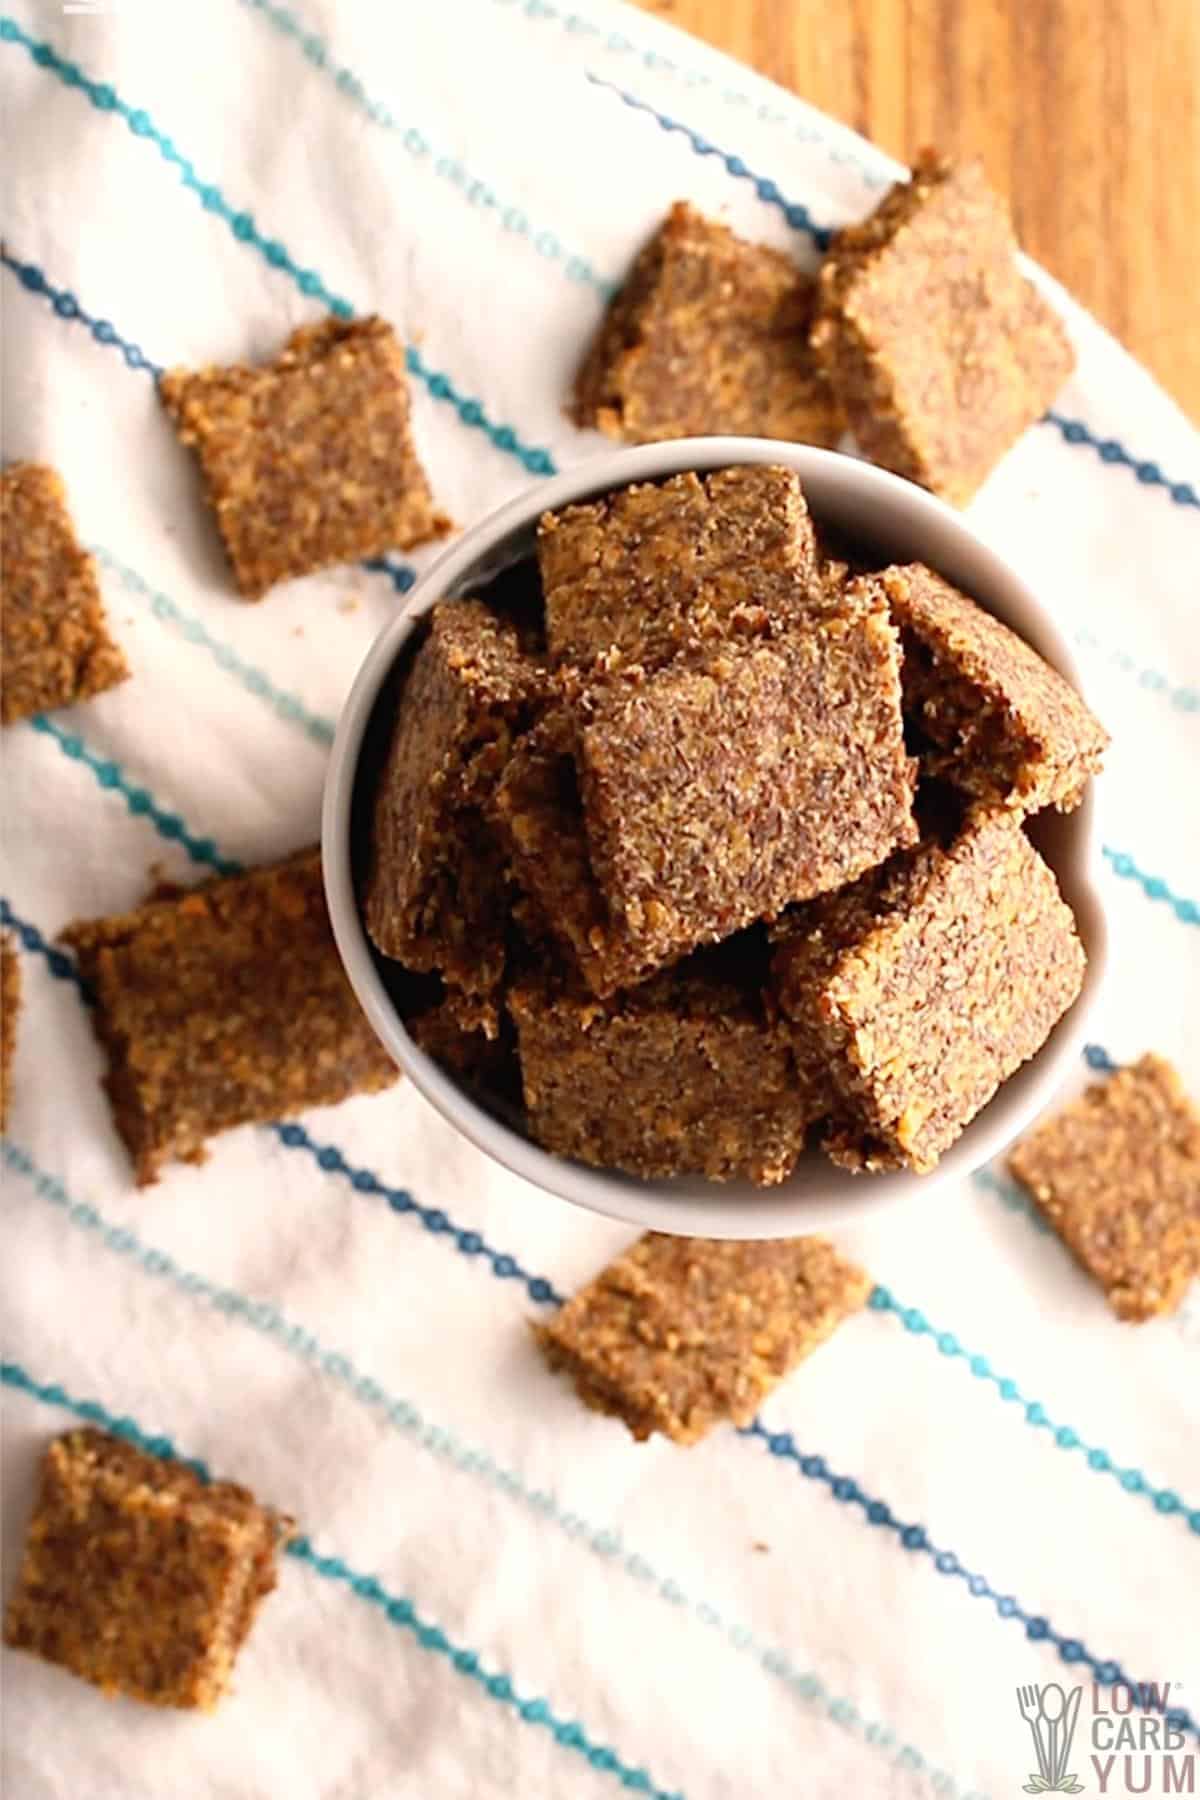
[632,0,1200,421]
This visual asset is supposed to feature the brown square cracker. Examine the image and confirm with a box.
[159,317,449,599]
[366,599,546,999]
[573,202,843,448]
[537,465,822,671]
[1,463,129,725]
[3,1428,291,1709]
[1008,1055,1200,1321]
[535,1234,872,1443]
[63,848,398,1185]
[508,945,819,1186]
[810,153,1075,506]
[570,605,916,992]
[1,932,19,1130]
[876,563,1108,813]
[771,808,1086,1173]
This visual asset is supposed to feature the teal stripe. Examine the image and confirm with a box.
[0,1137,985,1787]
[1101,846,1199,926]
[0,1356,685,1800]
[973,1167,1052,1236]
[870,1283,1196,1528]
[91,546,335,747]
[30,715,241,876]
[238,0,613,297]
[1073,626,1199,718]
[0,14,557,477]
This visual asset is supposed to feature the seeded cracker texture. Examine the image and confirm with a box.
[810,153,1075,506]
[3,1429,292,1709]
[491,708,660,995]
[366,600,546,1003]
[508,948,820,1185]
[572,201,844,447]
[1,933,19,1130]
[771,808,1086,1172]
[64,849,398,1185]
[535,1234,872,1444]
[1008,1055,1200,1321]
[159,317,449,599]
[1,463,129,724]
[572,606,917,991]
[537,466,823,670]
[875,563,1109,812]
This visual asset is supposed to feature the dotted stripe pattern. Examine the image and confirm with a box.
[869,1287,1198,1532]
[1046,413,1199,509]
[0,1138,983,1798]
[269,1121,563,1306]
[0,897,89,997]
[487,0,892,187]
[239,0,612,296]
[740,1418,1197,1738]
[1102,846,1199,926]
[586,73,833,249]
[92,547,336,747]
[10,244,1195,735]
[582,76,1200,512]
[1072,626,1199,717]
[1,248,420,598]
[4,882,1191,1737]
[0,18,557,478]
[30,715,243,877]
[0,1359,686,1800]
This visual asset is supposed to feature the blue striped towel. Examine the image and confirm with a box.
[1,3,1197,1796]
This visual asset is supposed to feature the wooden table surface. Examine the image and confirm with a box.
[633,0,1200,422]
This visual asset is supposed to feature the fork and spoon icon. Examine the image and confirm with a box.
[1016,1682,1084,1793]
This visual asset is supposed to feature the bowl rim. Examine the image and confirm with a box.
[322,437,1108,1239]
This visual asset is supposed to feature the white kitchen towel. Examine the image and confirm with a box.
[2,2,1198,1797]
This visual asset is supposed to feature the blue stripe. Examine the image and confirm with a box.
[16,216,1187,931]
[360,556,416,595]
[11,873,1184,1531]
[30,715,243,876]
[1072,626,1199,718]
[0,897,89,997]
[0,1358,686,1800]
[585,73,833,249]
[11,880,1196,1728]
[1102,846,1199,925]
[1047,413,1199,509]
[1083,1042,1120,1073]
[740,1418,1198,1738]
[583,78,1200,512]
[239,0,612,297]
[0,242,163,372]
[0,19,557,477]
[489,0,892,187]
[869,1286,1196,1529]
[1,246,420,597]
[91,547,336,747]
[11,239,1193,724]
[0,1137,984,1792]
[973,1166,1053,1235]
[270,1120,564,1305]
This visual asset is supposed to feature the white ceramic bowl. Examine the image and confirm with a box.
[323,439,1107,1238]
